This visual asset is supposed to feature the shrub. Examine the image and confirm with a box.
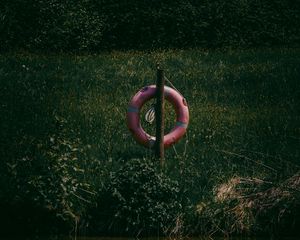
[89,158,181,236]
[1,0,299,51]
[36,0,104,51]
[0,115,94,235]
[0,0,104,51]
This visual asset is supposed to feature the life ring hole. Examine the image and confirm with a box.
[140,98,177,137]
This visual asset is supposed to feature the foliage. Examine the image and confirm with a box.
[25,116,94,222]
[0,0,104,51]
[89,158,181,236]
[1,0,299,51]
[0,48,299,237]
[0,114,94,235]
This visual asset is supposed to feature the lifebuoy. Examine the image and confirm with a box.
[126,85,189,148]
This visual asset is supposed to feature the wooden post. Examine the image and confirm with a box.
[155,65,165,167]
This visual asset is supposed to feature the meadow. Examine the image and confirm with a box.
[0,48,299,237]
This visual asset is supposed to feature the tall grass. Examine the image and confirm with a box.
[0,48,299,237]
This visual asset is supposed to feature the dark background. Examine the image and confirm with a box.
[1,0,299,52]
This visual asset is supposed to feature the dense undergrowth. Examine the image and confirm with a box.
[0,48,299,238]
[1,0,300,51]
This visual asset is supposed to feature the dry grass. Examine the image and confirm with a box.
[209,172,300,234]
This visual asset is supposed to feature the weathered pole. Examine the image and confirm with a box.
[155,64,165,167]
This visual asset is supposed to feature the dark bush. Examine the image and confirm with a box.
[0,0,104,51]
[89,158,181,236]
[1,0,299,51]
[0,115,94,236]
[36,0,104,51]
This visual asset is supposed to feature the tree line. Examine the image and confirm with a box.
[1,0,299,51]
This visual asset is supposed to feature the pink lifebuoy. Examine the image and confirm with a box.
[126,85,189,149]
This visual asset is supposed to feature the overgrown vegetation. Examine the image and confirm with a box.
[0,48,299,237]
[88,158,181,236]
[1,0,300,51]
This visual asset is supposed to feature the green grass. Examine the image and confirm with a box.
[0,48,299,236]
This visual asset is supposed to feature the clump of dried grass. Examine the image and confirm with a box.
[199,172,300,236]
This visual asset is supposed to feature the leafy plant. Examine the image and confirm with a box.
[89,158,181,236]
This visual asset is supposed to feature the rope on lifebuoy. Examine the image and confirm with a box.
[145,104,156,124]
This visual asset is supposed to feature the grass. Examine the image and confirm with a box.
[0,47,299,237]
